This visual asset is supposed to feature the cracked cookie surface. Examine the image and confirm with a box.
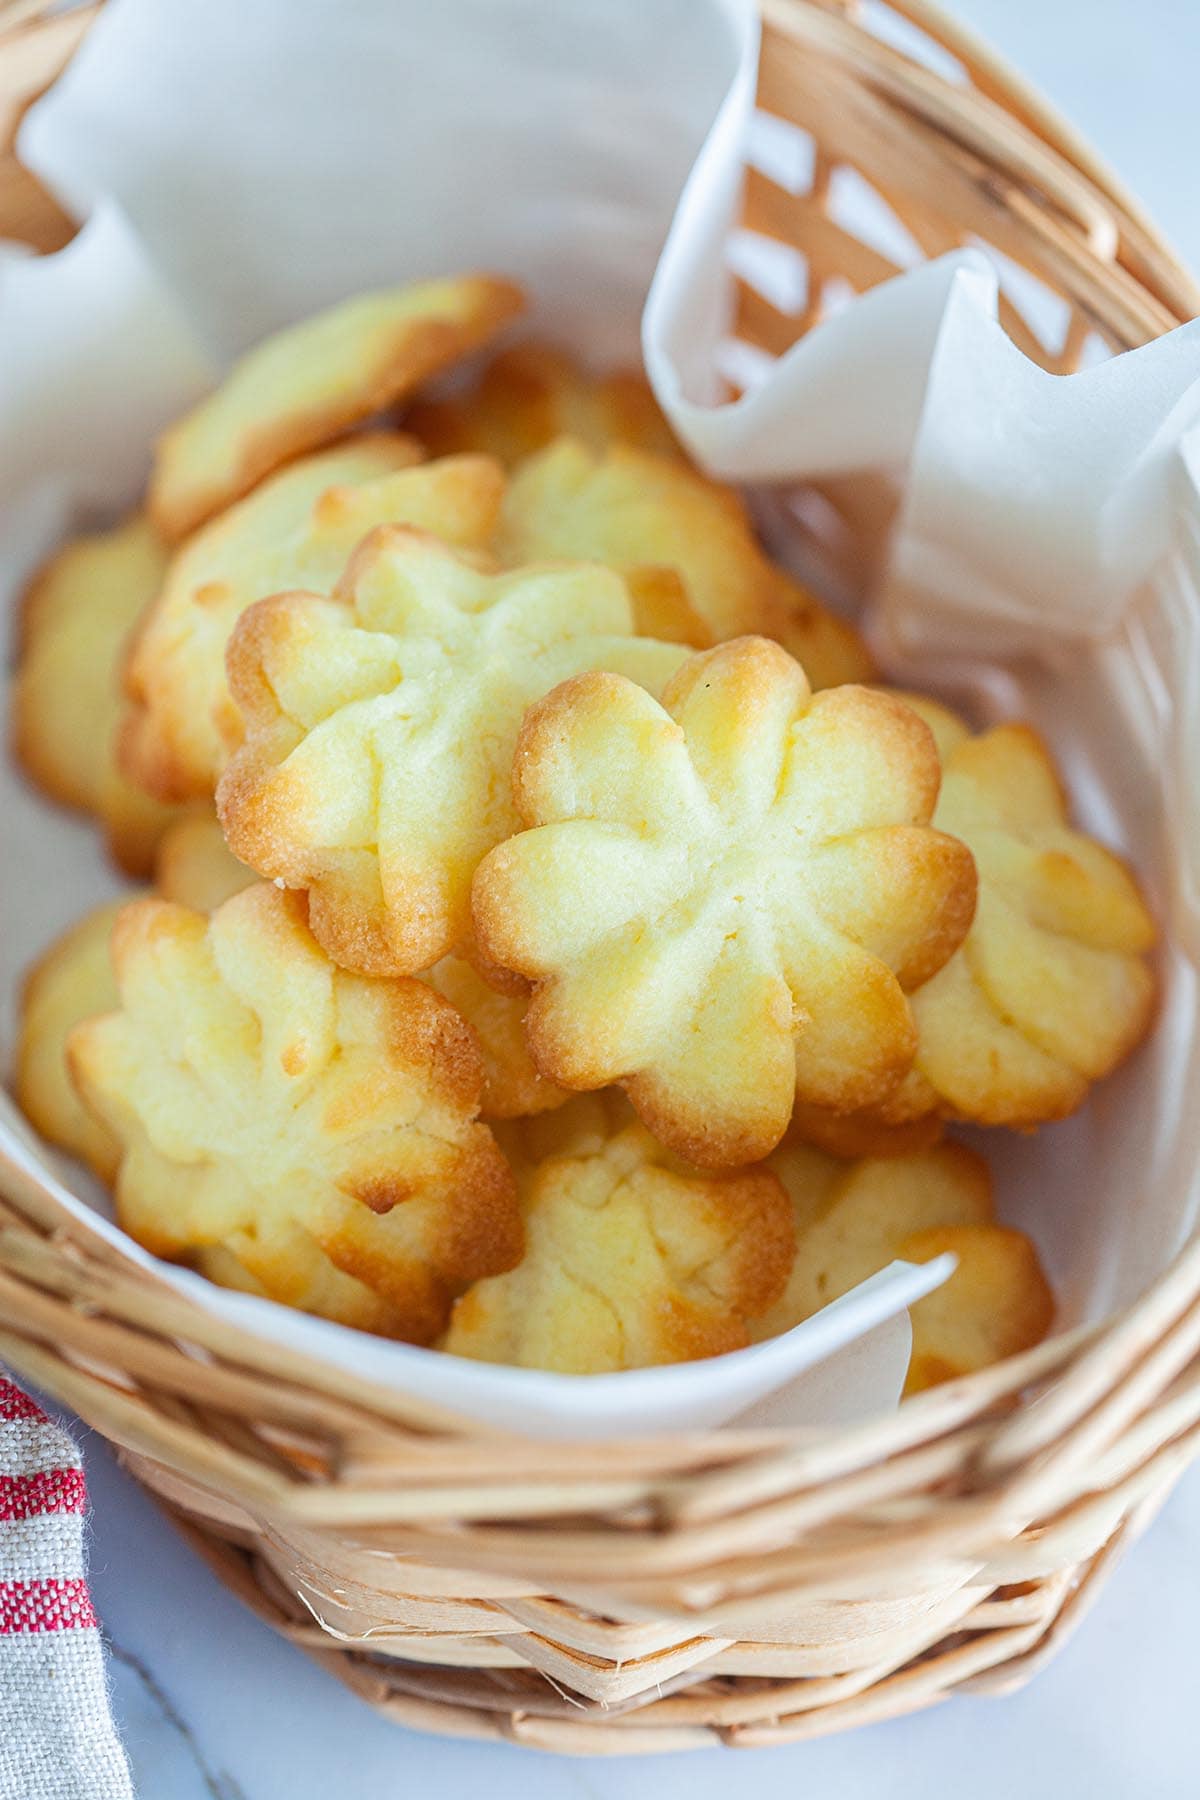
[13,514,182,874]
[757,1139,1053,1391]
[443,1094,794,1371]
[67,884,522,1341]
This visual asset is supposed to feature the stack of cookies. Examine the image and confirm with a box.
[10,273,1158,1393]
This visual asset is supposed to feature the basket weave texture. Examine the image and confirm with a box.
[2,0,1199,1756]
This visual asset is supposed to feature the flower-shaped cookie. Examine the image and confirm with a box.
[497,438,874,687]
[67,885,521,1342]
[12,515,182,874]
[152,818,554,1117]
[121,436,511,800]
[148,273,524,539]
[442,1094,794,1371]
[788,1075,946,1160]
[760,1139,993,1330]
[898,1226,1055,1393]
[763,565,879,694]
[408,342,681,465]
[153,817,567,1119]
[473,638,977,1169]
[783,696,1159,1145]
[425,956,568,1120]
[16,813,254,1180]
[153,813,255,912]
[218,527,687,976]
[902,696,1157,1126]
[756,1140,1053,1392]
[15,903,127,1184]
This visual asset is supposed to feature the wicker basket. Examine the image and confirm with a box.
[3,0,1200,1757]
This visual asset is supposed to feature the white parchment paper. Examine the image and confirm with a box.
[2,0,1196,1435]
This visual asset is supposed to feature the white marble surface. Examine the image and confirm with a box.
[53,1,1200,1795]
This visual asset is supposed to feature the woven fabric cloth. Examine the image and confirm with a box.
[0,1374,132,1800]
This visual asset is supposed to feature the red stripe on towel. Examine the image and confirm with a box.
[0,1578,98,1634]
[0,1381,46,1423]
[0,1468,87,1522]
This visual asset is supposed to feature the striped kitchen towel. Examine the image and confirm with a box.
[0,1375,132,1800]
